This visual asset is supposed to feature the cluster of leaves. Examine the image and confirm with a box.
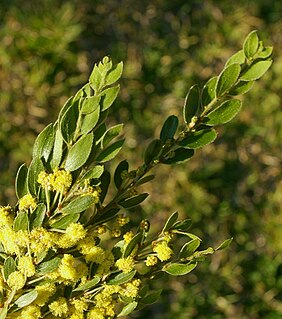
[0,31,272,319]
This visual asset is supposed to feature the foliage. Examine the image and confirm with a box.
[0,31,273,319]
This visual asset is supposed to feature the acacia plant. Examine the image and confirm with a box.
[0,31,272,319]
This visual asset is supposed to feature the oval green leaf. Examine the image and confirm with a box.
[240,60,272,81]
[162,148,194,165]
[15,164,28,199]
[123,232,143,258]
[163,262,197,276]
[160,115,179,143]
[216,237,233,251]
[202,76,217,107]
[225,50,245,67]
[50,213,80,230]
[119,193,149,209]
[33,123,55,162]
[183,84,200,124]
[101,85,120,111]
[36,257,61,275]
[179,129,217,149]
[27,157,44,196]
[179,239,201,259]
[80,104,100,135]
[117,301,138,317]
[13,212,29,231]
[243,30,259,59]
[216,63,241,97]
[144,139,163,165]
[73,276,101,292]
[15,290,38,308]
[31,203,46,229]
[101,124,124,149]
[96,139,124,163]
[3,257,16,280]
[51,129,64,169]
[114,160,129,189]
[61,195,96,215]
[81,96,100,114]
[105,61,123,86]
[108,270,136,285]
[162,211,179,233]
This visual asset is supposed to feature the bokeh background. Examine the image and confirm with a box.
[0,1,281,318]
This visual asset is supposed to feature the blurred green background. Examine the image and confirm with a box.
[0,0,281,318]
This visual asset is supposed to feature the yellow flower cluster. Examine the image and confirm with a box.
[38,169,72,194]
[153,241,173,262]
[18,256,36,277]
[116,214,130,226]
[18,194,37,211]
[57,223,87,248]
[145,255,158,266]
[7,271,26,290]
[115,256,135,273]
[123,231,134,244]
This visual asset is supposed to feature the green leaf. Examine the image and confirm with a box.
[229,81,254,95]
[216,63,241,97]
[15,290,38,308]
[61,195,96,214]
[163,262,197,276]
[105,61,123,86]
[160,115,179,143]
[15,164,28,199]
[0,307,7,319]
[99,171,111,203]
[31,204,46,229]
[144,139,163,165]
[80,96,100,114]
[119,193,149,209]
[256,46,273,59]
[27,157,44,196]
[225,50,245,67]
[114,160,129,189]
[3,257,16,280]
[51,129,64,169]
[135,174,155,187]
[65,133,94,171]
[80,104,100,135]
[183,84,200,124]
[179,129,217,149]
[33,124,55,162]
[96,139,124,163]
[82,165,104,180]
[173,219,192,231]
[123,232,143,257]
[141,289,162,305]
[13,212,29,231]
[216,237,233,251]
[108,270,136,285]
[92,207,120,225]
[89,64,103,91]
[204,99,242,126]
[60,101,79,143]
[240,60,272,81]
[201,77,217,107]
[243,30,259,59]
[101,124,124,148]
[117,301,138,317]
[101,85,120,111]
[162,211,178,232]
[36,257,61,275]
[50,213,80,230]
[161,148,194,164]
[179,239,201,259]
[73,276,101,292]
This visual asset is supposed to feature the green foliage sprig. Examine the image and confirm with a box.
[0,31,272,319]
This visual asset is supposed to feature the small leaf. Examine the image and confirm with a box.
[202,77,217,107]
[216,63,241,97]
[160,115,179,143]
[61,195,96,215]
[162,212,179,233]
[83,165,104,180]
[173,219,192,231]
[15,290,38,308]
[81,96,100,114]
[15,164,28,199]
[60,101,79,143]
[108,270,136,285]
[179,239,201,259]
[243,30,259,59]
[65,133,94,171]
[33,124,55,162]
[114,160,129,189]
[240,60,272,81]
[100,85,120,111]
[256,46,273,59]
[163,262,197,276]
[96,139,124,163]
[27,157,44,196]
[80,104,100,135]
[144,139,163,165]
[36,257,61,275]
[204,99,242,126]
[117,301,138,317]
[101,124,124,148]
[50,213,80,230]
[216,237,233,251]
[31,204,46,229]
[13,212,29,231]
[89,64,103,91]
[51,129,64,169]
[179,129,217,149]
[123,232,143,257]
[135,174,155,187]
[161,148,194,164]
[183,84,200,124]
[92,207,120,225]
[229,81,254,95]
[73,276,100,292]
[119,193,149,209]
[98,170,111,203]
[225,50,245,67]
[141,289,162,305]
[105,61,123,86]
[3,257,16,280]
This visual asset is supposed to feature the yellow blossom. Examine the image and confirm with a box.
[0,226,19,254]
[145,255,158,266]
[96,225,107,234]
[29,227,56,255]
[7,271,26,290]
[123,231,134,244]
[87,308,105,319]
[116,215,130,226]
[96,251,115,276]
[20,305,41,319]
[35,282,57,306]
[49,297,69,317]
[71,298,88,313]
[58,254,87,282]
[122,279,141,298]
[111,229,121,238]
[0,206,13,226]
[57,223,87,249]
[18,256,35,277]
[153,241,173,262]
[115,256,135,273]
[18,194,37,211]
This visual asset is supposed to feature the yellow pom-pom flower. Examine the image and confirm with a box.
[18,256,36,277]
[58,254,87,282]
[123,231,134,244]
[35,282,56,307]
[145,255,158,266]
[115,256,135,273]
[49,297,69,317]
[7,271,26,290]
[20,305,41,319]
[18,194,37,211]
[51,169,72,194]
[153,241,173,262]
